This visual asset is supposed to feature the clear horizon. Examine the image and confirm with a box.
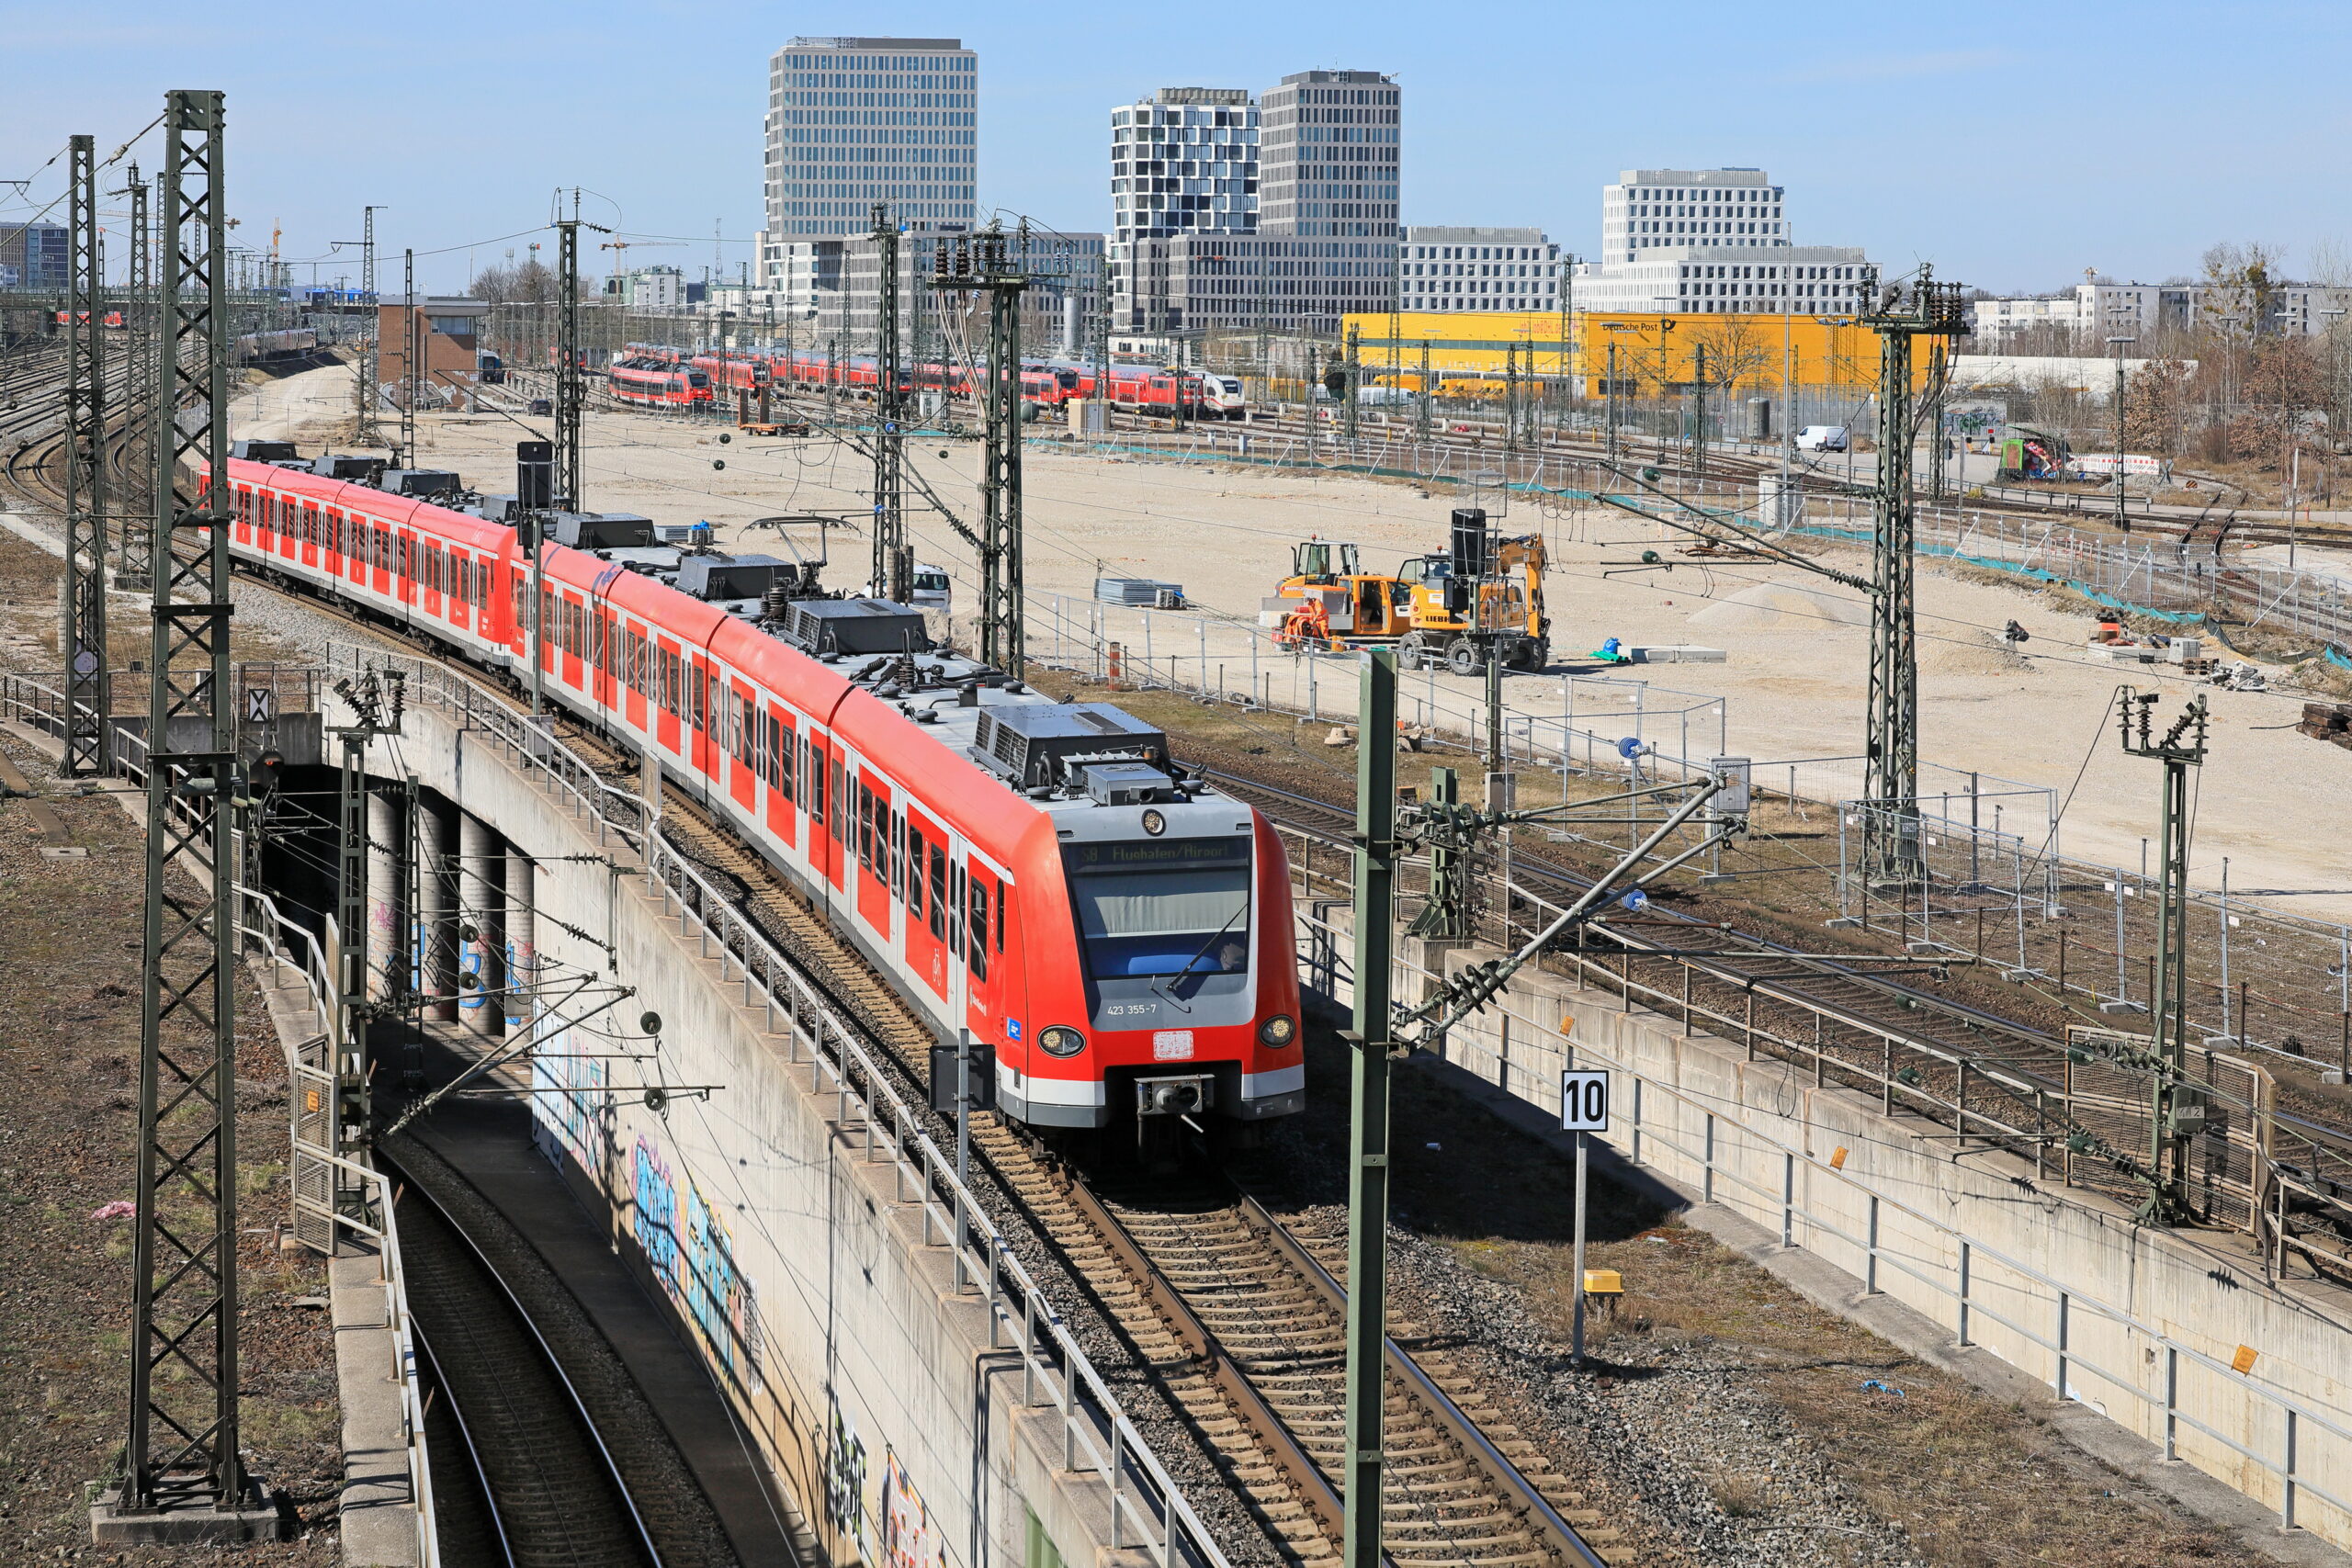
[2,0,2346,298]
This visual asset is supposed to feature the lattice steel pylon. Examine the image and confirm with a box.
[125,89,251,1516]
[555,218,586,512]
[398,248,416,462]
[927,226,1028,674]
[1859,265,1967,886]
[870,208,912,602]
[870,203,910,602]
[352,205,384,447]
[116,164,155,592]
[60,132,111,777]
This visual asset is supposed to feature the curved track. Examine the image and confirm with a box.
[379,1146,667,1568]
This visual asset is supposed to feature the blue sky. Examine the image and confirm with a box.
[4,0,2347,295]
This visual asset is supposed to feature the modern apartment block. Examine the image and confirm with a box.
[1574,165,1873,315]
[0,222,68,290]
[1400,228,1560,313]
[1973,276,2352,344]
[760,36,978,279]
[1111,87,1258,243]
[1112,68,1399,337]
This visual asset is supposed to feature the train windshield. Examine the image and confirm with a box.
[685,372,709,389]
[1063,837,1250,979]
[1054,369,1080,389]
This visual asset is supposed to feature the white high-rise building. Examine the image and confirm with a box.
[1399,227,1560,313]
[760,36,977,286]
[1259,70,1399,240]
[1602,167,1785,262]
[1114,69,1399,336]
[1575,164,1873,314]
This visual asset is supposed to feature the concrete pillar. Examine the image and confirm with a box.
[416,797,458,1024]
[366,790,400,1002]
[457,813,503,1037]
[503,847,536,1035]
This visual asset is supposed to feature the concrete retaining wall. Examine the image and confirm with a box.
[1301,903,2352,1550]
[359,694,1174,1568]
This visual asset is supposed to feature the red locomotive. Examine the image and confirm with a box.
[214,456,1305,1146]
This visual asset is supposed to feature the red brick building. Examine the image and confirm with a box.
[378,295,489,412]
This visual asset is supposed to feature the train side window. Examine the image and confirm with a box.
[948,864,964,957]
[928,846,947,939]
[831,761,845,841]
[996,877,1005,953]
[890,812,905,899]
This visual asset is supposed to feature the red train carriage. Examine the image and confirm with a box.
[211,456,1304,1142]
[608,360,712,408]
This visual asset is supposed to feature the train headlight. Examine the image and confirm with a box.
[1140,808,1166,837]
[1258,1014,1297,1048]
[1039,1026,1087,1057]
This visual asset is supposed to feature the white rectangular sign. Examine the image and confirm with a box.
[1559,1069,1611,1133]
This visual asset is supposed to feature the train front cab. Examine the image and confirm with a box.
[1003,800,1302,1145]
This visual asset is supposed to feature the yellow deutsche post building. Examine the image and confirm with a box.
[1340,309,1924,400]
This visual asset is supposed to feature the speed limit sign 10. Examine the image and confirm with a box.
[1559,1069,1610,1133]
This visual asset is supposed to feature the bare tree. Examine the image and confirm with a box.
[1690,314,1774,395]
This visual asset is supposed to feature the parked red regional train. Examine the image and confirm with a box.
[212,456,1305,1138]
[608,359,713,408]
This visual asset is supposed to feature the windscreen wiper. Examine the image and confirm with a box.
[1149,902,1248,1012]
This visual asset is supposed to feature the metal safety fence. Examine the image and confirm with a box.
[1290,894,2352,1545]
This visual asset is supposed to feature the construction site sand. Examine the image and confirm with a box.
[238,363,2352,919]
[1688,580,1871,632]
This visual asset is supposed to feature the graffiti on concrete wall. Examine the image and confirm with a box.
[882,1449,944,1568]
[531,1017,608,1175]
[630,1132,763,1395]
[828,1394,871,1562]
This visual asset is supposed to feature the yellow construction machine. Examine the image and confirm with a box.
[1267,511,1550,673]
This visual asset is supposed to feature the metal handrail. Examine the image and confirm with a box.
[342,641,1235,1568]
[232,880,441,1567]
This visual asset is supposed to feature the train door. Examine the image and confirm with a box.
[300,502,320,570]
[622,620,649,735]
[688,658,716,782]
[369,524,391,599]
[959,855,999,1035]
[853,771,892,937]
[650,637,682,755]
[323,508,345,576]
[807,733,842,894]
[726,677,756,812]
[557,592,582,692]
[905,806,949,999]
[763,705,797,849]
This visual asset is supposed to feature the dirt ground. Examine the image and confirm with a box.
[0,723,343,1560]
[236,363,2351,919]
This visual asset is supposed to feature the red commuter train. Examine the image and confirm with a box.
[608,359,713,408]
[213,457,1305,1142]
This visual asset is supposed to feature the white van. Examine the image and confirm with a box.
[910,562,952,613]
[1796,425,1849,452]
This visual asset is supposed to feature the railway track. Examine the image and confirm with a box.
[376,1144,671,1568]
[515,713,1627,1567]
